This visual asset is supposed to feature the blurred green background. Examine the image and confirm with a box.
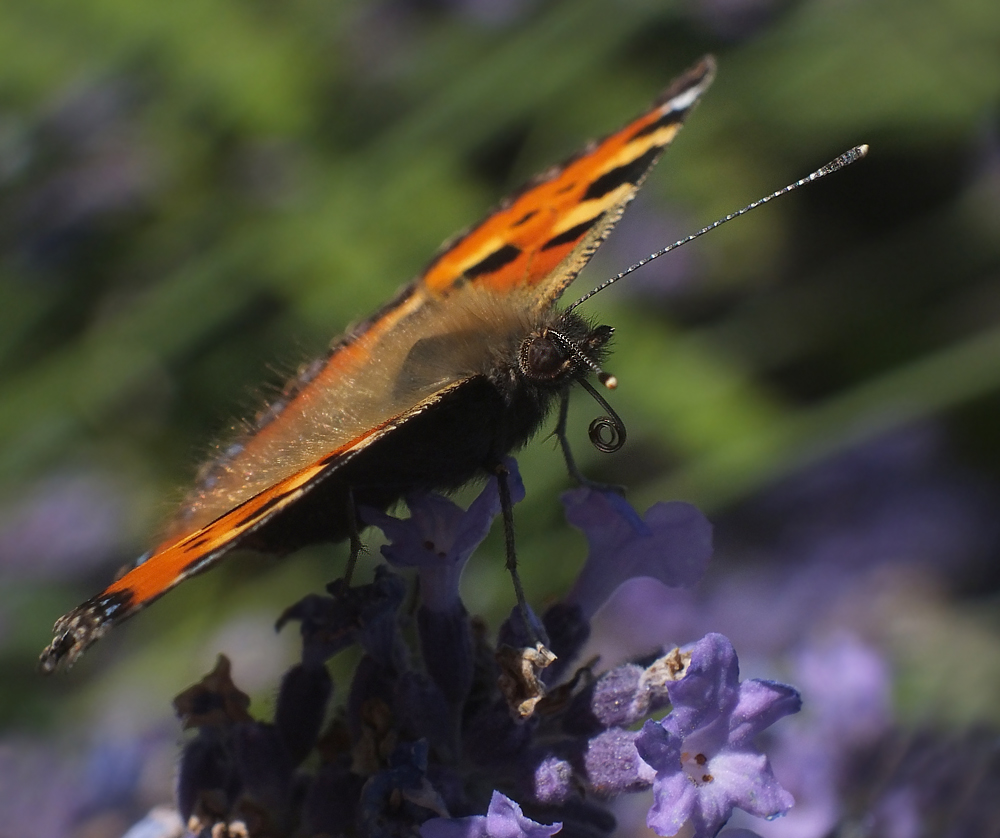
[1,0,999,834]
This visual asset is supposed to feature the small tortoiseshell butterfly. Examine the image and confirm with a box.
[40,57,716,672]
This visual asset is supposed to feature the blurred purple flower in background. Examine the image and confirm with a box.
[586,425,1000,666]
[0,471,132,579]
[2,80,156,274]
[0,729,176,838]
[738,634,891,838]
[717,425,1000,588]
[0,470,140,658]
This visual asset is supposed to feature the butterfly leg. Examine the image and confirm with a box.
[494,461,542,644]
[554,390,589,486]
[342,487,367,585]
[493,462,559,717]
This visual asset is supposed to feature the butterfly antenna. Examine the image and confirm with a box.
[566,144,869,312]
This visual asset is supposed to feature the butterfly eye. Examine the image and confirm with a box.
[519,335,569,383]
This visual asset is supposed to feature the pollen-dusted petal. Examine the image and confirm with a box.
[585,728,655,796]
[588,664,643,729]
[532,756,575,805]
[566,649,688,735]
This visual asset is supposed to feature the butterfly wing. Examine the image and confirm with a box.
[417,56,715,308]
[41,58,715,671]
[39,380,470,672]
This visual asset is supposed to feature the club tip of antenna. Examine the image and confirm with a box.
[838,144,870,167]
[815,144,870,178]
[598,372,618,390]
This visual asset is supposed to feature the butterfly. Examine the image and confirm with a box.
[40,56,716,672]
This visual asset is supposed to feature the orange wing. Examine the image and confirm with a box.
[39,381,468,672]
[418,57,715,308]
[41,58,715,672]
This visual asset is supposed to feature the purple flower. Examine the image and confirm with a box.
[635,634,800,838]
[584,728,654,796]
[420,791,562,838]
[362,460,524,704]
[751,733,837,838]
[363,458,525,613]
[359,741,450,836]
[277,567,408,668]
[794,633,891,746]
[562,489,712,620]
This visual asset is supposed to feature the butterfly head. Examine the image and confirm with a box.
[518,313,615,390]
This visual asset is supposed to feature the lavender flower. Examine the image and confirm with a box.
[635,634,800,838]
[363,460,525,704]
[421,791,562,838]
[563,488,712,621]
[159,462,800,838]
[361,461,525,613]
